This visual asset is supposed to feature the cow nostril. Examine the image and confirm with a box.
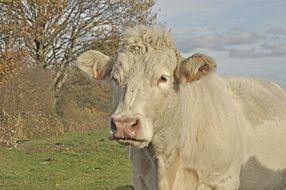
[110,118,117,131]
[131,119,139,128]
[131,121,137,127]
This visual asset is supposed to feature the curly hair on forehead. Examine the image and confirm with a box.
[119,25,178,55]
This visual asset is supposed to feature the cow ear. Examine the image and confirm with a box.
[76,50,112,80]
[175,53,217,82]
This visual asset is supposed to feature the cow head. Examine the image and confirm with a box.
[76,28,216,148]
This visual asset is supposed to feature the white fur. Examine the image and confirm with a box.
[76,26,286,190]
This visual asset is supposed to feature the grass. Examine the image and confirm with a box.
[0,128,133,190]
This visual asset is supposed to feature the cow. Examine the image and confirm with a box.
[76,25,286,190]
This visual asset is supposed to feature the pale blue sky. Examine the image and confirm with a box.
[154,0,286,88]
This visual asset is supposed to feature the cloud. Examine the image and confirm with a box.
[228,43,286,58]
[176,28,264,52]
[261,43,286,56]
[155,0,235,20]
[175,27,286,59]
[267,27,286,36]
[228,48,266,58]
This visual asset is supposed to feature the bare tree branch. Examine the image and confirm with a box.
[0,0,157,92]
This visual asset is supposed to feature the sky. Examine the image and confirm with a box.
[154,0,286,89]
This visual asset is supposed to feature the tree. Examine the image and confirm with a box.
[0,0,157,90]
[0,7,27,84]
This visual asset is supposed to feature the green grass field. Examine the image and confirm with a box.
[0,129,133,190]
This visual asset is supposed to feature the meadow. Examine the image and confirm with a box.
[0,128,133,190]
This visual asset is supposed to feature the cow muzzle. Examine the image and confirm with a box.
[110,115,142,143]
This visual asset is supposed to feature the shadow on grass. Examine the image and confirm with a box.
[114,185,134,190]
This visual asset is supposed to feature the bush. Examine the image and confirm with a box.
[0,50,27,85]
[0,65,111,147]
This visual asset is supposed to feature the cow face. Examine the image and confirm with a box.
[76,49,216,148]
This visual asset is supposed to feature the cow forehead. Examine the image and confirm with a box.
[111,50,178,84]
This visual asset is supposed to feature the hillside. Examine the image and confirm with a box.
[0,65,111,146]
[0,66,134,189]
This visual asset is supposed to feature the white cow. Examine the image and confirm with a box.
[76,26,286,190]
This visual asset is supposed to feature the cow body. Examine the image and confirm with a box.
[133,76,286,190]
[76,26,286,190]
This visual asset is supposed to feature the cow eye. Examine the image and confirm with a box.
[158,75,168,84]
